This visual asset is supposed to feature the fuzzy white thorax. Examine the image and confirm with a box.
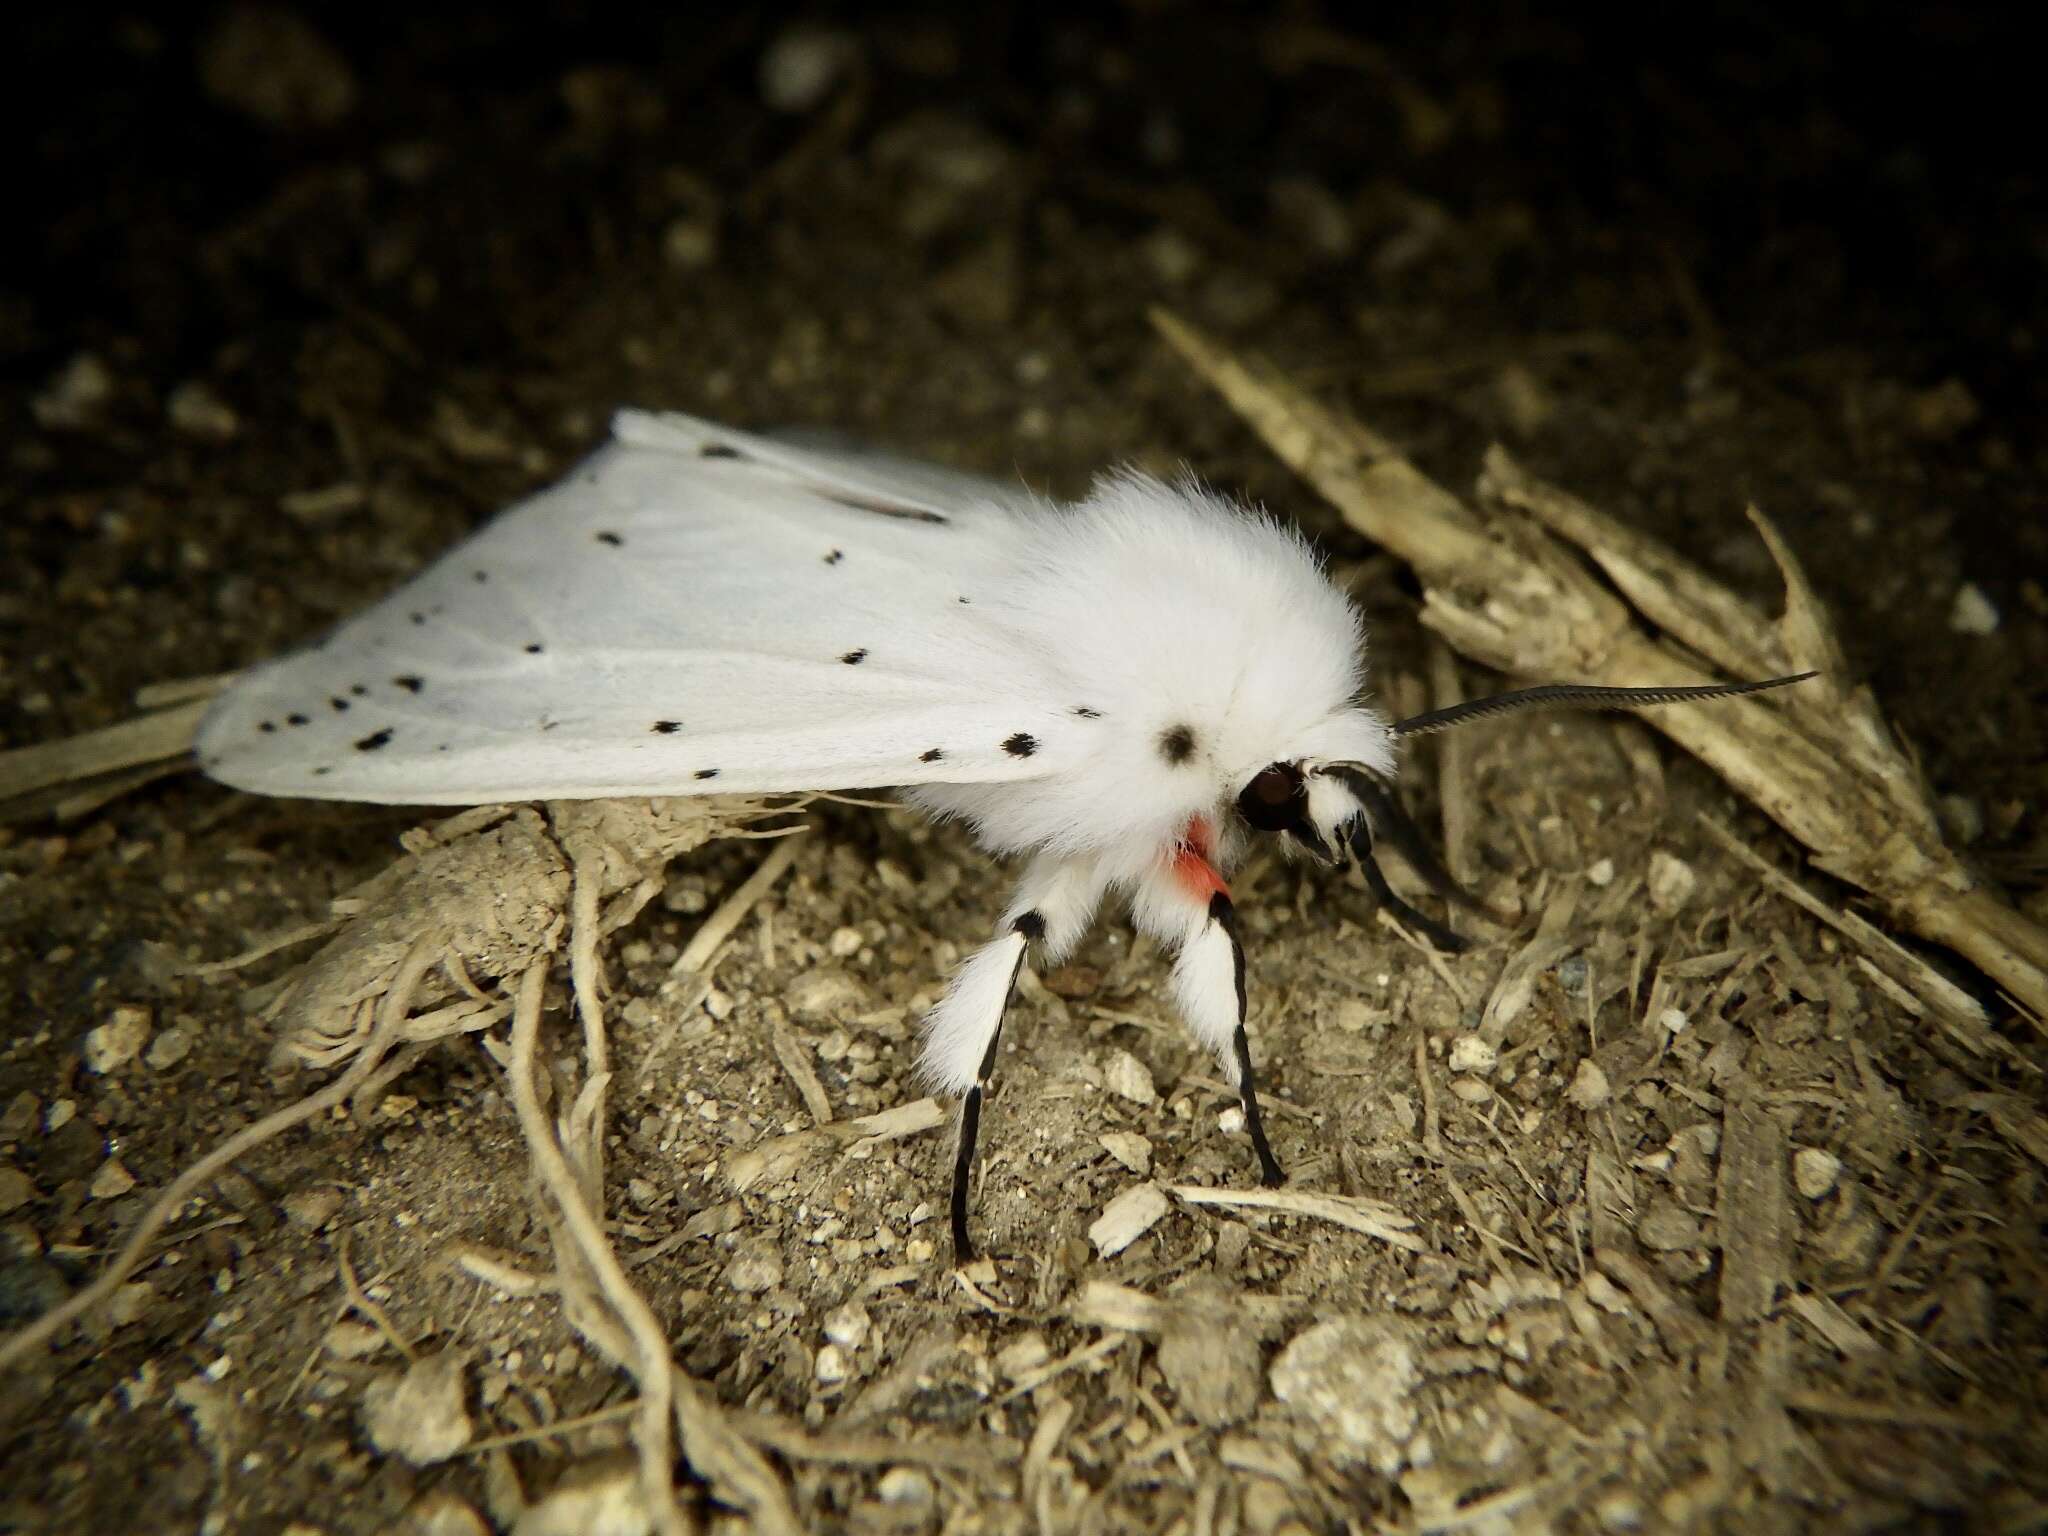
[908,469,1395,887]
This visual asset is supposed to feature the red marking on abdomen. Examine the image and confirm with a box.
[1171,815,1229,902]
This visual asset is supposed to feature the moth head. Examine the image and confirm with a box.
[1232,759,1352,866]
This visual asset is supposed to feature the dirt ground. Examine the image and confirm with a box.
[3,6,2046,1533]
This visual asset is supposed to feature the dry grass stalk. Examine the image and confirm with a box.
[506,960,799,1536]
[1153,307,2048,1024]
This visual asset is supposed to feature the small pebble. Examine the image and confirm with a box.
[1566,1059,1611,1109]
[284,1188,345,1230]
[722,1235,785,1293]
[1270,1315,1422,1475]
[324,1321,385,1360]
[1646,852,1696,914]
[876,1467,934,1507]
[1,1092,42,1141]
[0,1169,32,1215]
[1089,1182,1171,1257]
[510,1454,645,1536]
[822,1300,870,1350]
[1636,1198,1703,1251]
[827,925,863,958]
[1158,1304,1263,1426]
[108,1281,155,1328]
[361,1352,471,1465]
[89,1158,137,1199]
[786,967,866,1020]
[759,25,857,113]
[144,1025,195,1071]
[83,1005,152,1073]
[1950,583,1999,635]
[33,352,114,429]
[814,1343,852,1384]
[1448,1077,1493,1104]
[393,1488,490,1536]
[1098,1131,1153,1176]
[1586,857,1616,887]
[1792,1146,1841,1199]
[1103,1049,1157,1105]
[167,381,239,439]
[1447,1036,1497,1076]
[995,1332,1050,1379]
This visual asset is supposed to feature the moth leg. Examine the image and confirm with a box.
[920,853,1107,1263]
[1348,813,1470,954]
[1135,853,1287,1188]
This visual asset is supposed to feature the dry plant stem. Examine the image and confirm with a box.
[0,936,439,1373]
[0,697,209,806]
[1152,306,2048,1020]
[674,834,804,976]
[1426,639,1480,888]
[506,962,798,1536]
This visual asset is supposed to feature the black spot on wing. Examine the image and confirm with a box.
[394,675,424,693]
[920,747,944,763]
[700,443,744,460]
[824,549,844,565]
[410,612,426,625]
[355,728,393,752]
[330,697,350,712]
[595,531,624,546]
[1002,733,1037,758]
[472,570,488,583]
[287,713,309,726]
[841,648,867,665]
[651,720,681,734]
[694,768,719,779]
[1073,706,1102,719]
[350,684,368,697]
[259,721,276,733]
[1159,724,1196,765]
[525,643,544,654]
[314,766,331,776]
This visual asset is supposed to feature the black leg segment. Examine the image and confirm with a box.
[1348,815,1470,953]
[947,910,1038,1263]
[1209,893,1286,1187]
[950,1086,985,1262]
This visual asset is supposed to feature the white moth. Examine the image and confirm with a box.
[198,409,1810,1258]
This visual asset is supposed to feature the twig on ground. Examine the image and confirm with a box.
[672,833,805,977]
[1168,1184,1425,1251]
[337,1234,417,1361]
[506,962,797,1536]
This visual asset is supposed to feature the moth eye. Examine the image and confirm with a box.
[1237,762,1305,832]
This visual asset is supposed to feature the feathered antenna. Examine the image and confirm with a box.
[1391,672,1817,738]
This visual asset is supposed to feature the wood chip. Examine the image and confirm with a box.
[725,1098,945,1192]
[1783,1292,1880,1357]
[1089,1182,1171,1257]
[1716,1081,1790,1323]
[1170,1185,1425,1252]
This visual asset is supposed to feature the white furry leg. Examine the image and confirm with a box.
[920,851,1107,1261]
[1133,863,1286,1188]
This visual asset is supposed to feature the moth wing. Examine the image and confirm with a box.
[197,412,1092,804]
